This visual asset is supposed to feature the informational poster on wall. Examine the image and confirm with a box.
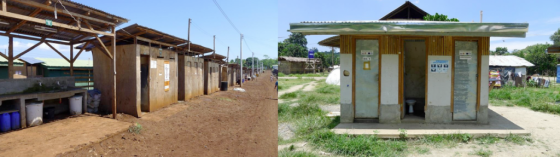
[164,61,170,92]
[363,61,371,70]
[151,60,157,69]
[429,60,449,73]
[361,50,374,55]
[459,50,472,60]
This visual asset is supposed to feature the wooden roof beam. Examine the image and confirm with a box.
[73,41,90,62]
[56,0,128,23]
[0,11,114,36]
[45,42,70,62]
[0,32,70,45]
[137,36,176,48]
[13,38,44,59]
[13,0,117,25]
[7,8,42,34]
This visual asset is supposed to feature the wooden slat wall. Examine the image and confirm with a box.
[381,35,400,54]
[427,36,445,55]
[480,37,490,55]
[340,35,352,54]
[443,36,453,56]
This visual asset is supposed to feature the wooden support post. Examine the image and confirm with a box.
[112,26,117,119]
[8,36,13,79]
[2,0,6,12]
[70,43,74,76]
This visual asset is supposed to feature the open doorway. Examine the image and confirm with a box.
[140,55,150,112]
[403,39,426,121]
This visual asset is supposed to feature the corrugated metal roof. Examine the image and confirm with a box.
[0,57,23,63]
[35,58,92,68]
[18,57,44,64]
[489,55,534,67]
[291,21,529,37]
[278,56,321,63]
[1,0,128,42]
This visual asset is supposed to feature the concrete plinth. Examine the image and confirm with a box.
[425,106,452,124]
[477,105,489,124]
[379,104,400,124]
[340,103,354,123]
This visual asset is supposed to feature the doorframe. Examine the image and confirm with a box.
[352,36,381,118]
[399,36,429,119]
[451,37,482,120]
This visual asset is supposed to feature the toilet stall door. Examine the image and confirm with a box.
[453,41,478,121]
[355,39,379,118]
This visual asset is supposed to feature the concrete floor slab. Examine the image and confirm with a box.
[333,108,530,138]
[0,115,130,157]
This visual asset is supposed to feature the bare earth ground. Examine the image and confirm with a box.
[278,79,560,156]
[414,105,560,157]
[0,115,130,157]
[59,71,278,157]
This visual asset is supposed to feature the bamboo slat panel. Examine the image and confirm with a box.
[480,37,490,55]
[427,36,445,55]
[340,35,352,54]
[443,36,453,56]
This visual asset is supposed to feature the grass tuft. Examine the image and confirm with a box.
[128,123,143,134]
[489,86,560,114]
[470,148,493,157]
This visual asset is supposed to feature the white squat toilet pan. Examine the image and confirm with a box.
[405,99,416,114]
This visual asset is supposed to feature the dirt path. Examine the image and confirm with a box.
[416,105,560,157]
[60,71,278,157]
[278,81,315,96]
[278,77,327,80]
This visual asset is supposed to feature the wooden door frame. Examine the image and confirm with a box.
[352,36,381,118]
[399,36,429,119]
[451,37,481,120]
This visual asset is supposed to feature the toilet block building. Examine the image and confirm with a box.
[289,2,529,124]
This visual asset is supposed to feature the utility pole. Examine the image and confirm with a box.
[252,52,254,78]
[188,18,191,53]
[213,35,216,57]
[332,47,334,69]
[240,34,243,87]
[227,46,229,82]
[480,11,483,23]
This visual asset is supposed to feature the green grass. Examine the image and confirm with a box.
[281,73,328,78]
[279,91,299,99]
[489,85,560,114]
[278,102,325,122]
[278,78,315,91]
[278,149,317,157]
[504,133,533,145]
[470,148,493,157]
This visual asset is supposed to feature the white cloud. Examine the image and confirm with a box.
[546,17,560,23]
[490,40,549,51]
[414,0,420,4]
[527,30,555,37]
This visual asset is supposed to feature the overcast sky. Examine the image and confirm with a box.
[0,0,278,61]
[279,0,560,52]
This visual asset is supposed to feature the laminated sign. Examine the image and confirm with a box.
[429,60,449,73]
[363,61,371,70]
[151,60,157,69]
[164,61,170,92]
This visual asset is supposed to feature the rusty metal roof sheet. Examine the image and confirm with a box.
[278,56,321,63]
[489,55,534,67]
[0,0,128,42]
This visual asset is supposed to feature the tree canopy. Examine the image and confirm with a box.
[490,47,509,55]
[511,43,559,75]
[278,32,309,57]
[423,13,459,22]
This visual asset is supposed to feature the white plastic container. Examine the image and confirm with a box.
[26,102,43,127]
[69,95,83,115]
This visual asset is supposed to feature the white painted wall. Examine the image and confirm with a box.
[480,55,489,107]
[427,56,452,106]
[514,67,527,75]
[381,54,399,105]
[340,54,353,104]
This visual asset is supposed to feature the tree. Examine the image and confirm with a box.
[279,33,308,57]
[551,28,560,44]
[491,47,509,55]
[423,13,459,22]
[283,32,307,49]
[515,43,559,75]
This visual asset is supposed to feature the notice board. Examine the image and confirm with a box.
[164,61,170,91]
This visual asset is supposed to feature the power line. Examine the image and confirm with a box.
[212,0,241,34]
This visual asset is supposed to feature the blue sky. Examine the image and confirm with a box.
[0,0,278,61]
[278,0,560,52]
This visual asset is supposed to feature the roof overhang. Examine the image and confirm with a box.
[290,21,529,37]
